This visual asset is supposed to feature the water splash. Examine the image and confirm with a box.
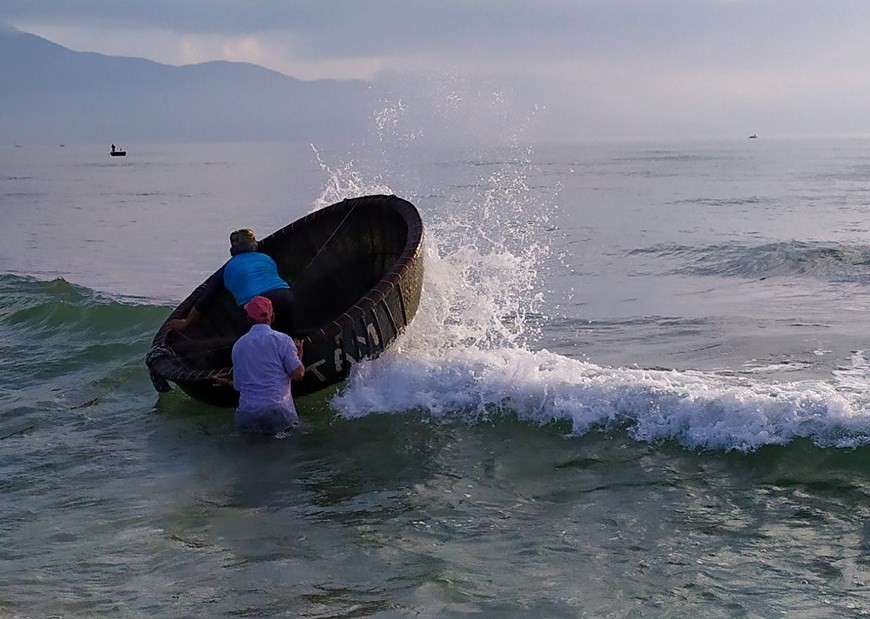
[372,98,422,145]
[309,144,393,211]
[313,83,870,452]
[318,85,562,421]
[313,80,553,354]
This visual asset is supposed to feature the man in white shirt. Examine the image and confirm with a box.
[227,295,304,434]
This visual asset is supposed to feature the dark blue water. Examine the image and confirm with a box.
[1,137,869,616]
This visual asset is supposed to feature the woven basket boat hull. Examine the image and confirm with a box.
[146,194,424,408]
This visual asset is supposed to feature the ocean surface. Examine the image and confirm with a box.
[2,135,870,617]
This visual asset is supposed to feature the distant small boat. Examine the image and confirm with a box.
[748,134,758,139]
[109,150,127,157]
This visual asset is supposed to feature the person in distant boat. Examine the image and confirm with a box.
[216,296,305,435]
[166,228,298,335]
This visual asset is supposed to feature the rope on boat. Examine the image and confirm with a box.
[294,198,360,284]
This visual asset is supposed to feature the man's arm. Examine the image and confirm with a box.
[166,267,225,332]
[285,338,305,381]
[166,306,202,332]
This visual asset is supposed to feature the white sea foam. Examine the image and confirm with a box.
[332,175,870,450]
[335,201,870,448]
[314,101,870,453]
[334,343,870,451]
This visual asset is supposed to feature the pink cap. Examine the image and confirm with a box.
[244,296,273,323]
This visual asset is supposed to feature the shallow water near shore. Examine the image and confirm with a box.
[1,137,869,616]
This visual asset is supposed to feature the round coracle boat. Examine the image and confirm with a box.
[146,194,425,407]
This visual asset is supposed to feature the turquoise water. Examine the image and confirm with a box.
[1,138,869,617]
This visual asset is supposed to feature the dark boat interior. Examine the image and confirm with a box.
[165,197,416,373]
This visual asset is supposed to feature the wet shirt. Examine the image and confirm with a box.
[194,251,289,312]
[231,323,302,416]
[223,252,289,305]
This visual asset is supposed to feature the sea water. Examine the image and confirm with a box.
[1,135,869,617]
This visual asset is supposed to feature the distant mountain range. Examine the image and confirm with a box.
[0,25,379,144]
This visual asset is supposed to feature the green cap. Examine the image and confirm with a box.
[229,228,258,254]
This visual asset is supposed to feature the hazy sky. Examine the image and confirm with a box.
[4,1,870,141]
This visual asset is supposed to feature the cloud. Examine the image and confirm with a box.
[4,0,870,139]
[4,1,866,64]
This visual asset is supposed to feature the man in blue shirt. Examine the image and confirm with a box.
[167,228,298,335]
[223,295,305,435]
